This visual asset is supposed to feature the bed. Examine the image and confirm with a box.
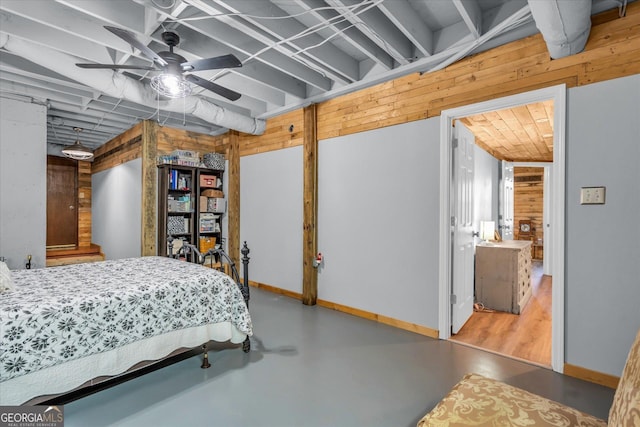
[0,255,252,405]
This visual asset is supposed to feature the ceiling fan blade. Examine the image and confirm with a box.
[76,63,157,70]
[185,74,241,101]
[104,25,168,67]
[181,54,242,72]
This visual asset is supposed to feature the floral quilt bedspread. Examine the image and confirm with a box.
[0,257,252,382]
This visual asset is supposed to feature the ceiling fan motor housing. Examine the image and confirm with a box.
[158,51,187,75]
[161,31,180,48]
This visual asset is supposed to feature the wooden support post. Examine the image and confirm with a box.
[77,161,92,247]
[141,120,158,256]
[228,130,241,267]
[302,105,318,306]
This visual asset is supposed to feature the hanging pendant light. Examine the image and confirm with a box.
[62,127,94,160]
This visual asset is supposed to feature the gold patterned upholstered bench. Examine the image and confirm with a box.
[418,328,640,426]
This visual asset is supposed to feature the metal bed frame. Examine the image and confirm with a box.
[168,237,252,361]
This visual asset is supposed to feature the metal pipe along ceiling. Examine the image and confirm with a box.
[528,0,592,59]
[0,34,266,136]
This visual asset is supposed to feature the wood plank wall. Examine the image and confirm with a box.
[156,126,229,155]
[514,167,544,255]
[239,109,304,155]
[77,161,92,247]
[92,123,143,174]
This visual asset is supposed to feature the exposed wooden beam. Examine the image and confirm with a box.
[227,130,241,267]
[77,161,92,248]
[302,104,318,306]
[141,120,157,256]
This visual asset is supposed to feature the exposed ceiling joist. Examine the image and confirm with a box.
[0,0,625,154]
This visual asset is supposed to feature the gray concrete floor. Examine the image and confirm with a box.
[64,288,614,426]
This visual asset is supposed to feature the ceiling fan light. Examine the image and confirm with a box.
[151,73,191,98]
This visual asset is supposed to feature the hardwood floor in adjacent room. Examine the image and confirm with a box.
[450,261,552,367]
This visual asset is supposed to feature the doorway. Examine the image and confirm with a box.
[47,155,78,248]
[451,164,551,366]
[438,85,566,373]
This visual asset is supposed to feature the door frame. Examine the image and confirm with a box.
[438,84,566,373]
[513,161,552,274]
[47,155,79,248]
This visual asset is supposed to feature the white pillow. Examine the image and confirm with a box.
[0,261,15,293]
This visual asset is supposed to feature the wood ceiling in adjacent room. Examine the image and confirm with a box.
[459,100,554,162]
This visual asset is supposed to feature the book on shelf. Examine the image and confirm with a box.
[168,170,191,190]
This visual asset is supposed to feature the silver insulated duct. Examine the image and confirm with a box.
[528,0,592,59]
[0,34,266,135]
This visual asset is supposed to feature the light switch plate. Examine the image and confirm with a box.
[580,187,606,205]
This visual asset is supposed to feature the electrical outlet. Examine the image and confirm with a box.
[580,187,606,205]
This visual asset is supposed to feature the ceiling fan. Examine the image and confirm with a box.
[76,26,242,101]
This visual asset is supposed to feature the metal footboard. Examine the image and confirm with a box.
[167,237,251,355]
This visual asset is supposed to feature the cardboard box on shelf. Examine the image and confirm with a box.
[202,189,224,198]
[199,175,218,188]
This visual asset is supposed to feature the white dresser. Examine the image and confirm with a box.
[475,240,532,314]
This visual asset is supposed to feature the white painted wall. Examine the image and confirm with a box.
[566,74,640,377]
[240,147,303,293]
[0,97,47,269]
[318,118,441,328]
[92,159,142,259]
[473,146,500,241]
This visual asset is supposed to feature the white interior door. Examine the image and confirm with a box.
[500,161,514,240]
[451,122,475,334]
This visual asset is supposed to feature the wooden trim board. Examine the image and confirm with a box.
[249,281,303,301]
[564,363,620,389]
[249,281,439,339]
